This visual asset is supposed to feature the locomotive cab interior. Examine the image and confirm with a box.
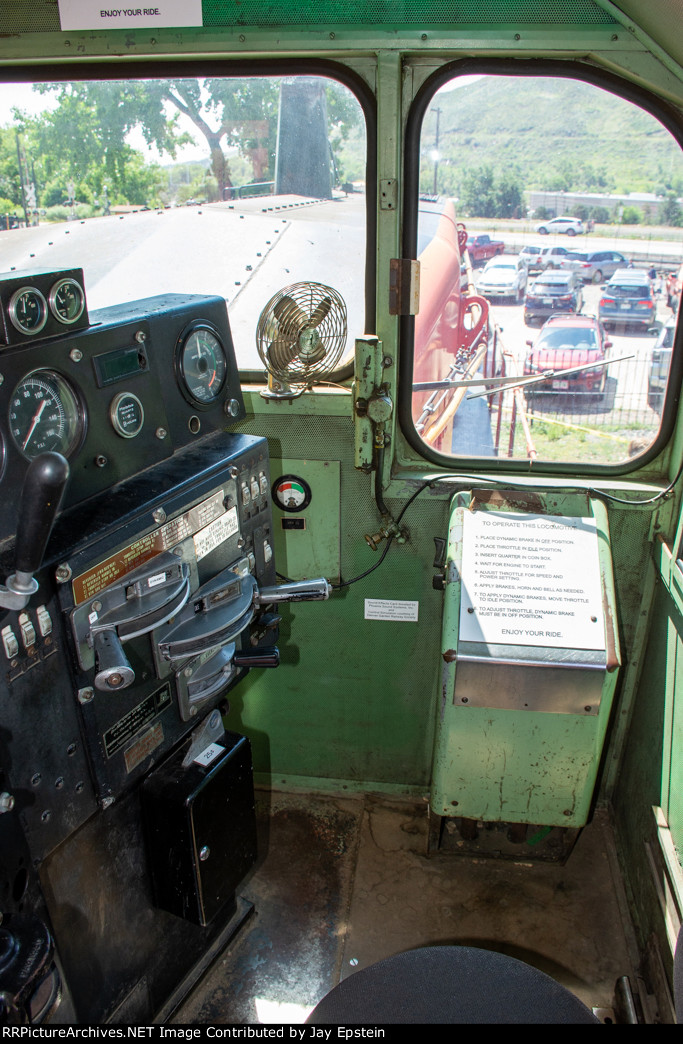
[3,0,683,1027]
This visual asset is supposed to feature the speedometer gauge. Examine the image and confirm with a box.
[177,324,227,406]
[9,370,85,461]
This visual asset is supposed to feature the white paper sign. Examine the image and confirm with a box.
[459,511,605,651]
[193,507,239,562]
[365,599,419,622]
[58,0,203,31]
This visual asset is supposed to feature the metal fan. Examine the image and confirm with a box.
[256,282,348,399]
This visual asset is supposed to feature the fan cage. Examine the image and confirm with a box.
[256,282,348,386]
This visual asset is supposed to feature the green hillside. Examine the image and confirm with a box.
[420,74,682,202]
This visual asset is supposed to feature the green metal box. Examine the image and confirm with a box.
[430,490,620,828]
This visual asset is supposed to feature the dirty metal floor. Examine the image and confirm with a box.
[173,790,637,1024]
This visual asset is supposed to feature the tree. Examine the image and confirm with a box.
[660,193,683,227]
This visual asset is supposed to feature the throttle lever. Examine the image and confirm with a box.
[255,578,331,604]
[0,452,69,610]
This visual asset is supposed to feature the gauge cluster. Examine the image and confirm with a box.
[0,275,245,542]
[0,268,89,345]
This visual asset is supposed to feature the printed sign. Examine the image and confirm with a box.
[193,743,224,768]
[365,599,419,622]
[58,0,203,31]
[459,511,605,651]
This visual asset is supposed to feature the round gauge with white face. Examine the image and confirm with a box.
[49,277,85,325]
[177,323,228,406]
[8,287,48,336]
[9,370,85,461]
[272,475,312,513]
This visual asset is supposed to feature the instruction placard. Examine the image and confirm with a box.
[58,0,203,31]
[459,511,605,651]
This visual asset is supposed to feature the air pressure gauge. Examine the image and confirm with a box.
[8,287,48,335]
[272,475,312,513]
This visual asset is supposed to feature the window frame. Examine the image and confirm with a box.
[399,57,683,476]
[0,57,376,386]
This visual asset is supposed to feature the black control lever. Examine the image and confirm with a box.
[0,452,69,610]
[233,647,281,669]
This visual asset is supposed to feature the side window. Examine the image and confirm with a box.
[0,74,367,371]
[412,74,683,465]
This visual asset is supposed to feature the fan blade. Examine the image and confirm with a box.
[273,296,309,338]
[267,335,298,371]
[309,297,332,328]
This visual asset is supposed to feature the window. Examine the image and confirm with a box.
[0,73,367,371]
[411,73,683,465]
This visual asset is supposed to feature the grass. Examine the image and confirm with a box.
[490,404,654,465]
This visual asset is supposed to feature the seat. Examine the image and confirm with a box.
[306,945,600,1024]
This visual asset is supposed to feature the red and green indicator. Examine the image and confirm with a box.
[272,475,312,512]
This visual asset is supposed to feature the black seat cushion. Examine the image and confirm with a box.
[307,946,599,1024]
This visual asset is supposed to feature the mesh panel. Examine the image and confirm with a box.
[0,0,618,35]
[203,1,617,27]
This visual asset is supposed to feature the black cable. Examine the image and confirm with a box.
[277,463,682,592]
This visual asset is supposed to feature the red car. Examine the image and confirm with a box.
[524,314,613,402]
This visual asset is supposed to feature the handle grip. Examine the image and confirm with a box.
[15,452,69,575]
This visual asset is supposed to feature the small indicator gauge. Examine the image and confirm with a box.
[49,277,85,325]
[110,392,144,439]
[8,286,48,336]
[177,324,227,406]
[9,370,84,460]
[272,475,312,513]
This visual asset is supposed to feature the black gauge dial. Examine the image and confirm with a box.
[110,392,144,439]
[9,370,84,460]
[8,287,48,335]
[49,277,85,325]
[178,325,227,405]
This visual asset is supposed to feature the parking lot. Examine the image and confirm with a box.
[469,258,676,464]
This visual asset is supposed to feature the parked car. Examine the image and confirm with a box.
[524,314,612,401]
[477,255,528,300]
[536,245,570,270]
[598,269,656,329]
[520,244,567,272]
[465,233,505,265]
[648,317,675,413]
[558,249,628,283]
[523,270,584,324]
[535,215,584,236]
[520,244,542,268]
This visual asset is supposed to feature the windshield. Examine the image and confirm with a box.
[607,284,651,297]
[532,280,571,292]
[538,328,599,350]
[0,74,367,372]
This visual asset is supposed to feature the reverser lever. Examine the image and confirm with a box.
[256,578,332,604]
[0,452,69,610]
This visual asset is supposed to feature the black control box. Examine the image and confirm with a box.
[141,731,257,926]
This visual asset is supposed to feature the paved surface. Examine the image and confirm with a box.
[0,195,366,371]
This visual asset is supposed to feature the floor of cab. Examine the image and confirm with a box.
[172,790,638,1025]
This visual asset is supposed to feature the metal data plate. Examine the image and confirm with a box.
[454,643,605,715]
